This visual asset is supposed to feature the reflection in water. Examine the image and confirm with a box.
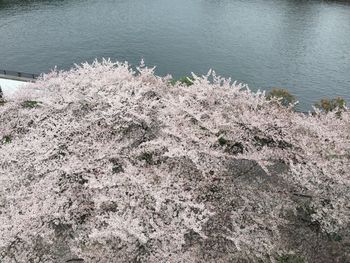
[0,0,69,13]
[0,0,349,110]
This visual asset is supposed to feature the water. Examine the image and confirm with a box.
[1,0,349,110]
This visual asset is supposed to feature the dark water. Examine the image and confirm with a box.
[1,0,350,110]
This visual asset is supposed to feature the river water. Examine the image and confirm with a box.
[1,0,349,110]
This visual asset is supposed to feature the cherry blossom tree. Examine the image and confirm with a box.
[0,59,349,262]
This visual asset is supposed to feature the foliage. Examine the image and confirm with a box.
[2,135,11,144]
[0,60,349,262]
[314,97,347,113]
[277,254,305,263]
[21,100,40,108]
[267,88,296,107]
[170,76,194,86]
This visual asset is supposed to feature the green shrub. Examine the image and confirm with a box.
[170,76,194,87]
[2,135,12,144]
[314,97,346,113]
[21,100,40,108]
[277,254,305,263]
[267,88,296,107]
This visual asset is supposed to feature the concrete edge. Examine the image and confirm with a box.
[0,74,37,82]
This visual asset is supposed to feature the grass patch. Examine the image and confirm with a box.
[21,100,40,109]
[277,254,305,263]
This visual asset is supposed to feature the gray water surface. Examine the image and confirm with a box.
[1,0,350,110]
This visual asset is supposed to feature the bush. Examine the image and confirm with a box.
[267,88,296,107]
[277,254,305,263]
[170,76,194,87]
[314,97,346,113]
[2,135,12,144]
[21,100,40,108]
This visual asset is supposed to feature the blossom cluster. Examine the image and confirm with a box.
[0,60,349,262]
